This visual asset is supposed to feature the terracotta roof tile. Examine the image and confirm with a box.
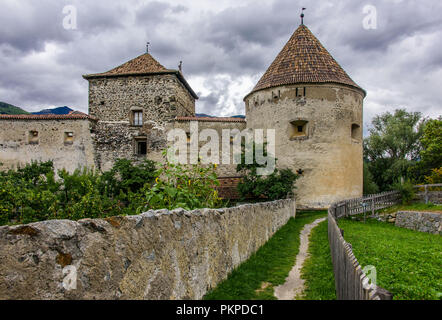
[0,111,98,121]
[83,53,199,99]
[83,53,168,78]
[175,116,246,123]
[248,25,364,97]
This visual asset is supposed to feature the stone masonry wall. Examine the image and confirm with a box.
[0,199,295,300]
[173,120,247,178]
[0,119,96,173]
[395,211,441,235]
[88,74,195,171]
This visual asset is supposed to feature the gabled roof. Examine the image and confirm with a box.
[84,53,168,77]
[83,53,198,99]
[246,25,365,98]
[0,111,98,121]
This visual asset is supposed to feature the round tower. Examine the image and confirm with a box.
[244,24,366,209]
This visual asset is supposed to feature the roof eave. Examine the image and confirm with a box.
[243,81,366,101]
[82,70,199,100]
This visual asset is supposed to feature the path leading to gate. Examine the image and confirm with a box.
[274,217,327,300]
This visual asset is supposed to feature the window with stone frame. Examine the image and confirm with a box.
[290,120,309,139]
[135,137,147,155]
[132,110,143,126]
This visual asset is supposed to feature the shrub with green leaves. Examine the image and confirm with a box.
[236,143,298,200]
[392,179,416,204]
[0,158,223,226]
[137,161,222,212]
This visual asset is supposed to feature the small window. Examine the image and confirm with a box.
[137,141,147,155]
[132,111,143,126]
[351,124,361,140]
[64,132,74,145]
[29,131,39,144]
[186,132,191,144]
[290,120,308,139]
[296,87,306,97]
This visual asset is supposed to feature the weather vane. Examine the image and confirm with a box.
[301,8,306,25]
[146,42,150,53]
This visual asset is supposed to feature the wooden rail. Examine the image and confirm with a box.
[328,184,440,300]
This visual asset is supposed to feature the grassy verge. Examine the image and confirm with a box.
[299,220,336,300]
[204,211,327,300]
[377,203,442,215]
[338,218,442,300]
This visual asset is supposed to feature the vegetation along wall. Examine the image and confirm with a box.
[0,199,295,300]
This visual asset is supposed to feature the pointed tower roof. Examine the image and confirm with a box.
[246,25,365,98]
[83,53,198,99]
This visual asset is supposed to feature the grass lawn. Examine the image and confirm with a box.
[299,220,336,300]
[338,218,442,300]
[203,210,327,300]
[377,203,442,215]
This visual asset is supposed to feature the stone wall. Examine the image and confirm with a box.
[395,211,441,235]
[173,119,247,178]
[0,199,295,300]
[87,74,195,171]
[416,191,442,204]
[0,119,96,173]
[245,83,364,209]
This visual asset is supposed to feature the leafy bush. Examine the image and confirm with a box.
[137,162,222,212]
[0,158,221,226]
[236,143,298,200]
[392,179,416,205]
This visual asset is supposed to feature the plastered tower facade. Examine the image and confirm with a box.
[245,25,366,209]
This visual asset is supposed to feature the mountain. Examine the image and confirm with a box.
[32,106,73,115]
[0,102,30,115]
[196,113,216,118]
[195,113,245,119]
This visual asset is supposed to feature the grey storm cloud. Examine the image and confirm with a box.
[0,0,440,125]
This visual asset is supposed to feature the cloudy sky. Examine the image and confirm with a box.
[1,0,441,132]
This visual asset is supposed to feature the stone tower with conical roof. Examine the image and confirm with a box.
[244,24,366,208]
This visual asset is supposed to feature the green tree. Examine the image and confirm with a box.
[363,162,379,195]
[416,117,442,178]
[364,109,424,191]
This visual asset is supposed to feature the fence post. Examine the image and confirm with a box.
[425,185,429,204]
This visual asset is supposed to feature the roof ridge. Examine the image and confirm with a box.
[0,113,98,121]
[83,53,167,78]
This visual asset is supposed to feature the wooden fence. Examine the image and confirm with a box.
[328,183,441,300]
